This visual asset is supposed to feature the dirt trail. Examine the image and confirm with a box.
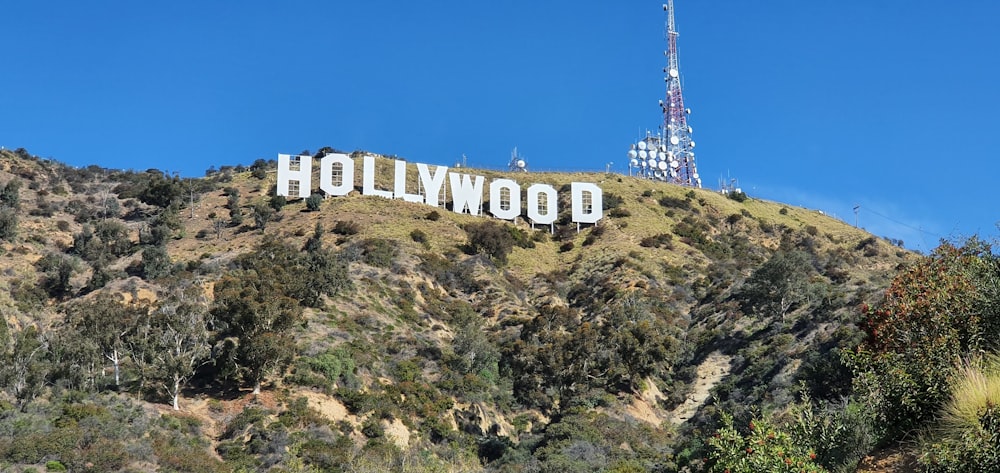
[669,351,731,424]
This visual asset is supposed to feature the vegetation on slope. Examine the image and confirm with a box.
[0,147,991,472]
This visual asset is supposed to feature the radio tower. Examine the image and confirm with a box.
[627,1,701,187]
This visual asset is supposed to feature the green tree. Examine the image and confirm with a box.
[464,221,515,265]
[140,245,172,280]
[0,207,18,241]
[64,295,148,388]
[738,249,813,318]
[251,202,274,231]
[1,326,49,406]
[212,269,303,394]
[147,284,211,410]
[0,178,22,209]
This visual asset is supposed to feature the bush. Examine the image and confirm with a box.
[360,238,398,268]
[463,221,515,265]
[0,207,17,241]
[425,210,441,221]
[707,412,826,472]
[332,220,360,236]
[306,193,323,211]
[410,229,428,244]
[727,190,748,202]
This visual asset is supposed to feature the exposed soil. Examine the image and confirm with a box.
[669,351,732,424]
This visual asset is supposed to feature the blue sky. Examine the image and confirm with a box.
[2,1,998,252]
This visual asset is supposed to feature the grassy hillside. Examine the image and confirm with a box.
[0,147,933,472]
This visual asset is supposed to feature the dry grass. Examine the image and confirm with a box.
[937,355,1000,437]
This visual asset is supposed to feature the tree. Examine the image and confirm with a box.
[1,326,49,406]
[737,249,813,318]
[0,207,18,241]
[147,284,211,410]
[141,245,173,280]
[0,178,22,210]
[64,295,148,388]
[212,269,302,394]
[36,252,78,298]
[464,221,515,265]
[251,202,274,231]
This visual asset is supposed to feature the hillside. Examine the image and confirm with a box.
[0,147,932,472]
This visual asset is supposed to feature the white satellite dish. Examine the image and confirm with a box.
[516,159,526,168]
[670,160,679,168]
[693,173,700,180]
[647,158,657,168]
[670,136,680,145]
[657,161,668,171]
[685,108,691,114]
[630,158,639,166]
[654,171,663,178]
[689,141,696,148]
[669,68,678,78]
[637,141,647,150]
[660,145,667,152]
[658,152,667,161]
[639,150,648,159]
[687,126,693,133]
[639,159,647,167]
[628,149,638,159]
[669,170,678,177]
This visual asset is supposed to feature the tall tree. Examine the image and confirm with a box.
[212,269,302,394]
[65,295,147,388]
[147,284,211,410]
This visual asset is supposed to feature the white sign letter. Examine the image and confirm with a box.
[417,163,448,207]
[362,155,393,199]
[394,160,423,203]
[489,179,521,221]
[277,154,312,198]
[527,184,557,225]
[319,153,354,196]
[571,182,603,224]
[448,172,485,215]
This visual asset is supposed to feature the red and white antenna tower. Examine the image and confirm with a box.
[628,1,701,188]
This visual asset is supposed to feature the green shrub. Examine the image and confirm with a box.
[707,412,826,472]
[332,220,360,235]
[410,229,428,244]
[425,210,441,221]
[463,221,515,265]
[45,460,67,472]
[306,193,323,211]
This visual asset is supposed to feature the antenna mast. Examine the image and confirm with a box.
[628,1,701,188]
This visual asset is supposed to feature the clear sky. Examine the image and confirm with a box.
[3,1,998,252]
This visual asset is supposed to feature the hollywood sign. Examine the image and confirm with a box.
[276,154,603,225]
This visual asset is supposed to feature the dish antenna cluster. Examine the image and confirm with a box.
[508,147,528,172]
[627,0,701,188]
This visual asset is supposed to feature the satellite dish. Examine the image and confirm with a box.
[628,149,638,159]
[687,126,693,133]
[669,68,678,78]
[630,158,639,166]
[639,150,648,159]
[693,173,700,180]
[654,171,663,178]
[689,141,696,148]
[670,136,680,145]
[647,158,657,168]
[639,159,647,167]
[669,170,678,177]
[670,160,679,168]
[637,141,647,150]
[685,108,692,114]
[660,145,667,152]
[658,152,667,161]
[516,159,526,168]
[657,161,668,171]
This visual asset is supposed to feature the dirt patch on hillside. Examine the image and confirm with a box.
[855,446,920,473]
[669,351,731,424]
